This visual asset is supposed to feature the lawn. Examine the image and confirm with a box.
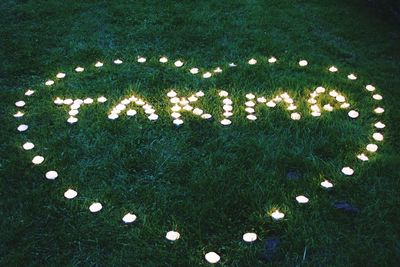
[1,0,399,266]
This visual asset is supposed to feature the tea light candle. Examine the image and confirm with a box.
[32,155,44,165]
[374,107,384,114]
[63,99,73,105]
[14,111,24,118]
[229,62,237,67]
[159,56,168,63]
[75,67,84,72]
[347,73,357,80]
[336,95,346,102]
[372,133,383,141]
[188,95,198,102]
[214,67,222,73]
[15,101,26,107]
[166,231,180,241]
[167,90,177,98]
[366,85,375,91]
[366,144,378,152]
[89,202,102,213]
[25,89,35,96]
[56,72,66,78]
[83,98,94,104]
[174,60,184,67]
[323,104,333,112]
[266,101,276,108]
[137,57,146,63]
[248,58,257,65]
[201,114,212,119]
[296,195,309,204]
[316,86,325,93]
[205,252,220,264]
[23,142,35,150]
[374,121,385,129]
[45,170,58,180]
[329,66,338,72]
[329,90,338,97]
[190,68,199,74]
[372,94,383,100]
[127,109,137,116]
[340,103,350,109]
[45,80,55,86]
[64,189,77,199]
[341,167,354,176]
[97,96,107,103]
[203,72,212,78]
[243,232,257,242]
[173,119,183,126]
[357,153,369,161]
[321,180,333,189]
[67,117,78,124]
[148,114,158,121]
[348,110,359,118]
[196,91,205,97]
[245,101,255,107]
[246,114,257,121]
[271,210,285,220]
[95,61,103,67]
[268,57,277,63]
[299,60,308,66]
[17,124,29,132]
[291,112,301,120]
[114,59,123,64]
[246,93,255,100]
[192,108,203,116]
[122,213,137,223]
[245,107,254,113]
[257,97,266,103]
[220,119,231,125]
[108,114,118,120]
[219,91,229,97]
[223,112,233,117]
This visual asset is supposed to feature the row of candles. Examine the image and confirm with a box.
[14,56,386,264]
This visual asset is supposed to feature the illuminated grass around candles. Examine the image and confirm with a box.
[2,2,399,265]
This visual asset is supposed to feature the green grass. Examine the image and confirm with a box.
[1,0,400,266]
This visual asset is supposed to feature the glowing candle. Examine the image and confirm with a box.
[223,112,233,117]
[167,90,177,98]
[316,86,325,93]
[203,72,212,78]
[296,195,309,204]
[268,57,277,63]
[245,107,254,113]
[357,153,369,161]
[329,66,338,72]
[63,99,73,105]
[329,90,338,97]
[45,170,58,180]
[323,104,333,111]
[67,117,78,124]
[69,110,79,116]
[311,111,321,117]
[336,95,346,102]
[366,144,378,152]
[114,59,123,64]
[220,119,231,125]
[174,60,184,67]
[219,91,229,97]
[126,109,137,116]
[17,124,28,132]
[299,60,308,66]
[266,101,276,108]
[340,103,350,109]
[321,180,333,189]
[171,105,181,112]
[56,72,66,78]
[201,114,212,119]
[159,56,168,63]
[89,202,102,213]
[374,121,385,129]
[229,62,237,67]
[95,61,103,67]
[245,93,255,100]
[108,114,118,120]
[271,210,285,220]
[196,91,205,97]
[242,232,257,242]
[248,58,257,65]
[22,142,34,150]
[341,167,354,176]
[214,67,222,73]
[45,80,55,86]
[148,114,158,121]
[122,213,137,223]
[97,96,107,103]
[25,89,35,96]
[192,108,203,116]
[14,111,24,118]
[166,231,180,241]
[366,85,375,91]
[246,114,257,121]
[257,97,266,103]
[15,101,26,107]
[205,252,220,264]
[348,110,359,119]
[173,119,183,126]
[188,95,198,102]
[245,101,255,107]
[190,68,199,74]
[64,189,77,199]
[291,112,301,120]
[83,98,94,104]
[137,56,146,63]
[374,107,384,114]
[75,67,84,72]
[372,133,383,141]
[347,73,357,80]
[372,94,383,100]
[32,155,44,165]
